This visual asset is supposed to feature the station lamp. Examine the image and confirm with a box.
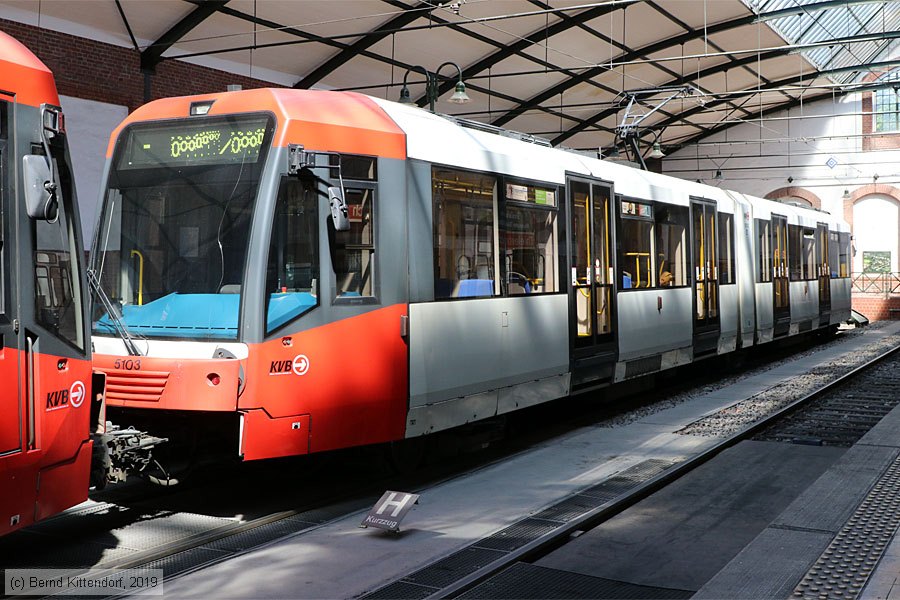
[399,62,470,112]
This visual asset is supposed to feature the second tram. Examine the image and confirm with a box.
[0,31,99,536]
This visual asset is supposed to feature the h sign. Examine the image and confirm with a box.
[360,490,420,533]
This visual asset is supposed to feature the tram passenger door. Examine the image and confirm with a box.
[817,222,831,323]
[568,177,616,386]
[772,214,790,336]
[691,200,719,355]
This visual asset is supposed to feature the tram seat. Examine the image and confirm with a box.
[219,284,241,294]
[455,279,493,298]
[622,272,632,289]
[508,272,531,295]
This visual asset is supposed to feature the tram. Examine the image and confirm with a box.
[0,31,100,536]
[88,88,851,464]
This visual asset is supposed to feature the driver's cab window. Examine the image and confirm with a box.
[265,177,319,334]
[34,132,83,350]
[331,155,376,300]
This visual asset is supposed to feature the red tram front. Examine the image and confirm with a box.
[0,32,95,536]
[90,90,410,463]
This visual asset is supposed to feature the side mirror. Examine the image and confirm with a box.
[329,186,350,232]
[22,155,58,221]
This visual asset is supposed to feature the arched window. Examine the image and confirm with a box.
[875,70,900,133]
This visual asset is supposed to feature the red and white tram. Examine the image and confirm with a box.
[88,88,851,464]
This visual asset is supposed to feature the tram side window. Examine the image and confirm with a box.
[792,226,816,280]
[804,229,816,280]
[718,213,735,284]
[433,167,497,299]
[619,200,653,289]
[265,177,319,334]
[838,232,851,277]
[654,205,688,287]
[756,219,772,282]
[333,187,375,298]
[828,231,840,278]
[788,225,803,281]
[502,181,558,295]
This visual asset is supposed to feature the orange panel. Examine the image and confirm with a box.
[0,351,92,536]
[33,353,93,467]
[95,355,241,412]
[240,411,310,461]
[240,304,409,455]
[106,89,406,160]
[0,32,59,108]
[35,440,92,522]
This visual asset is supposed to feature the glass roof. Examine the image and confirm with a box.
[743,0,900,82]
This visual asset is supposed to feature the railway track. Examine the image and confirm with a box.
[360,334,900,599]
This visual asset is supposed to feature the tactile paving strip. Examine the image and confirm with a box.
[792,454,900,599]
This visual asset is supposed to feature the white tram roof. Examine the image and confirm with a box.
[373,96,843,229]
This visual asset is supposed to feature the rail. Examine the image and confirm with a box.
[851,272,900,295]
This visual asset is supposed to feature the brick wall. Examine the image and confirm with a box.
[0,18,283,112]
[861,70,900,152]
[852,295,900,321]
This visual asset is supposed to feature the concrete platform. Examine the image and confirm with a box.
[159,323,900,599]
[696,339,900,599]
[536,440,844,593]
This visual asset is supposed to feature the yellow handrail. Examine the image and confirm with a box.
[130,249,144,306]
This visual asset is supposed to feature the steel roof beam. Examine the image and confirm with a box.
[491,0,871,129]
[426,0,637,99]
[294,2,431,89]
[625,58,900,149]
[200,3,613,134]
[405,1,687,129]
[141,0,230,72]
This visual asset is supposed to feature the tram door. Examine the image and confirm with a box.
[817,222,831,322]
[772,214,790,336]
[0,128,22,458]
[691,199,719,355]
[568,177,617,385]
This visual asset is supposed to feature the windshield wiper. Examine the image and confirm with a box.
[87,268,144,357]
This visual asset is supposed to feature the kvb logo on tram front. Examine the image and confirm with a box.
[46,380,86,411]
[269,354,310,376]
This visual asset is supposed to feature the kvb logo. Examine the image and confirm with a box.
[269,354,311,376]
[46,380,85,411]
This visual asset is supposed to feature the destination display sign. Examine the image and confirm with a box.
[119,117,269,169]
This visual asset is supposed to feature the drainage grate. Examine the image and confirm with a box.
[530,495,607,523]
[405,547,508,589]
[792,454,900,599]
[361,580,439,600]
[474,519,563,552]
[458,562,695,599]
[360,458,680,599]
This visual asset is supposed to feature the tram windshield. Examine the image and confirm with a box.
[91,114,272,341]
